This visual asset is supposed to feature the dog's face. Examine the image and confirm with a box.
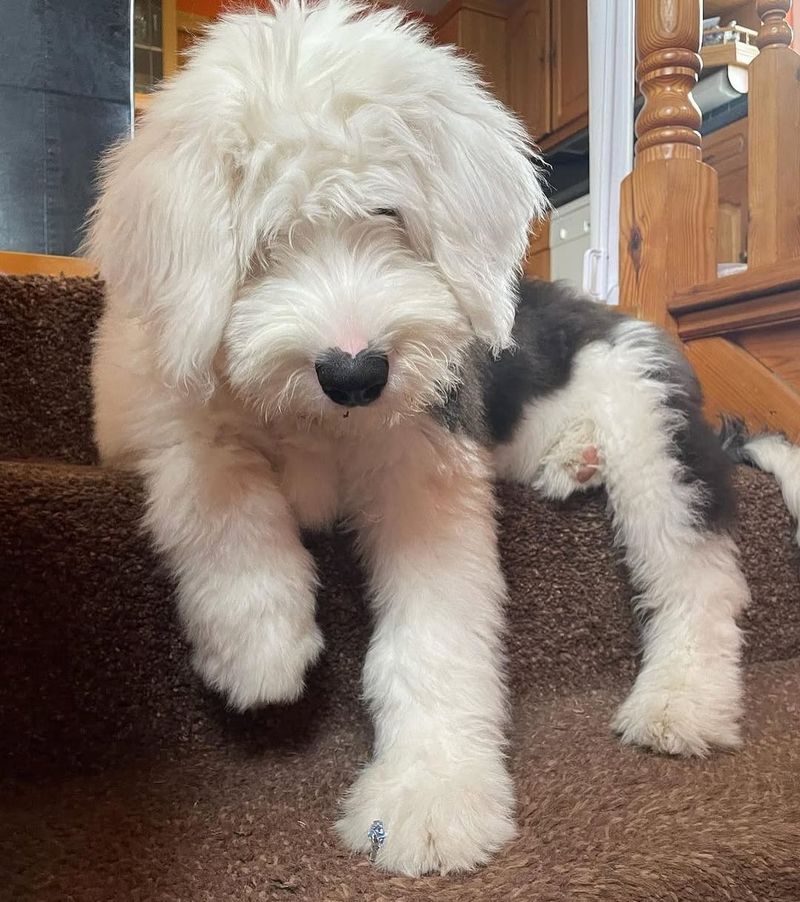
[89,1,547,405]
[225,213,472,425]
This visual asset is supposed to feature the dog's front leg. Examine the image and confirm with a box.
[336,428,514,876]
[143,437,322,711]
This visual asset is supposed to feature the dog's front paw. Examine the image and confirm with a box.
[335,756,516,876]
[192,617,324,711]
[612,672,743,757]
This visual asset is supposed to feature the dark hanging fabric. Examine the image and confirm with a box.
[0,0,131,256]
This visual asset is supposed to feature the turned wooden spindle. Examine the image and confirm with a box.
[748,0,800,265]
[634,5,704,163]
[619,0,718,330]
[756,0,793,49]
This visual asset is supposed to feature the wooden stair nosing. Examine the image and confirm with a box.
[670,259,800,315]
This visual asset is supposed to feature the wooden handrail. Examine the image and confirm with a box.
[619,0,718,330]
[670,259,800,313]
[675,288,800,339]
[669,260,800,340]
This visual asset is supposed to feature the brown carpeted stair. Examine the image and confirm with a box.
[1,274,799,901]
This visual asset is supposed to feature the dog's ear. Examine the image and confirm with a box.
[87,89,241,393]
[401,51,548,353]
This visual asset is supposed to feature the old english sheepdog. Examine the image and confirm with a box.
[88,0,753,876]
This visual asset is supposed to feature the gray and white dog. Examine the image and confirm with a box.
[89,0,752,876]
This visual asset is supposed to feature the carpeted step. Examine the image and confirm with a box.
[1,459,798,778]
[2,274,799,900]
[0,275,100,464]
[2,658,798,902]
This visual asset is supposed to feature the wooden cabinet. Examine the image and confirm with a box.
[507,0,551,139]
[507,0,588,142]
[523,219,551,280]
[702,118,749,264]
[434,0,510,106]
[551,0,589,132]
[435,0,588,146]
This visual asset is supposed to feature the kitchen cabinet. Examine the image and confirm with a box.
[507,0,551,139]
[434,0,510,106]
[551,0,589,134]
[435,0,588,145]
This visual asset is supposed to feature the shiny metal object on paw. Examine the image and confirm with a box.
[367,820,386,862]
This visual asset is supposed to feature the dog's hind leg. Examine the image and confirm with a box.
[336,422,514,876]
[496,319,750,756]
[141,433,323,712]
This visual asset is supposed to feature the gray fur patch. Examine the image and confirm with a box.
[430,346,489,445]
[432,279,737,532]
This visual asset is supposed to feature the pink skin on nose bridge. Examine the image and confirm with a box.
[335,329,368,357]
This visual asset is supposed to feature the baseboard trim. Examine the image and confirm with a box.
[0,251,97,279]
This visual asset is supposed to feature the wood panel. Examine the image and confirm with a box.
[162,0,178,78]
[703,0,761,30]
[176,0,220,15]
[460,9,509,104]
[747,1,800,266]
[434,2,509,105]
[176,10,210,66]
[507,0,551,138]
[524,219,551,280]
[735,324,800,393]
[619,0,718,331]
[537,112,589,151]
[702,118,749,265]
[671,259,800,313]
[676,287,800,339]
[685,336,800,440]
[551,0,588,131]
[0,252,96,278]
[435,11,460,45]
[620,159,717,330]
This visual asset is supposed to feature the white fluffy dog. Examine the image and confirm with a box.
[89,0,751,876]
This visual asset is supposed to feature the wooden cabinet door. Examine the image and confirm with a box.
[551,0,588,131]
[523,218,551,280]
[435,7,509,106]
[507,0,551,139]
[703,118,749,264]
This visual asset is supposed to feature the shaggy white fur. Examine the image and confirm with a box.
[739,432,800,547]
[495,318,750,757]
[87,0,752,877]
[89,0,542,876]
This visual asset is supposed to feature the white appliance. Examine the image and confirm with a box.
[549,194,591,291]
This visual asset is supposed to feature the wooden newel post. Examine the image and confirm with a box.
[619,0,718,330]
[748,0,800,266]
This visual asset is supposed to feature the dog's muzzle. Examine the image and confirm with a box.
[315,349,389,407]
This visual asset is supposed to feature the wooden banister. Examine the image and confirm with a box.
[756,0,793,48]
[619,0,718,330]
[748,0,800,266]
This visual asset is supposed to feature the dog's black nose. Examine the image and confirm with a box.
[315,349,389,407]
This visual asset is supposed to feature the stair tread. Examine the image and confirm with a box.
[1,459,798,777]
[3,658,799,901]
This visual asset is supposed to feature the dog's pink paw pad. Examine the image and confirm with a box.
[574,445,601,483]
